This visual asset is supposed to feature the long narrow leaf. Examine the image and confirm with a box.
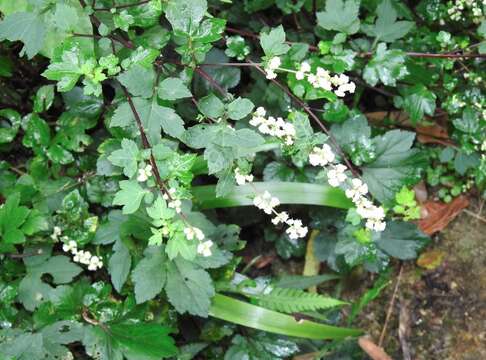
[209,294,362,340]
[192,182,353,209]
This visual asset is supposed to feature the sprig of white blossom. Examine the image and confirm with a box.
[137,164,153,182]
[61,239,103,271]
[249,107,296,145]
[308,145,386,232]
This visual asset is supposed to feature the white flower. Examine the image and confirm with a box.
[286,219,308,239]
[295,71,305,80]
[137,164,152,182]
[255,106,266,117]
[365,218,386,232]
[345,178,369,203]
[327,164,347,187]
[184,226,204,241]
[62,240,78,253]
[253,190,280,214]
[308,144,335,167]
[73,250,92,265]
[234,168,254,185]
[300,61,311,73]
[88,255,103,271]
[265,70,277,79]
[168,199,182,213]
[50,226,62,240]
[268,56,281,70]
[272,211,289,225]
[197,240,213,257]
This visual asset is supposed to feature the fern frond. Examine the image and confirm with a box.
[251,287,347,314]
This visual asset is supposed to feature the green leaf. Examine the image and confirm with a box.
[0,12,46,58]
[250,287,346,313]
[111,98,185,143]
[0,192,29,244]
[362,130,426,205]
[210,294,361,339]
[274,274,341,289]
[227,97,254,120]
[108,240,131,293]
[0,108,20,144]
[107,139,139,178]
[316,0,360,35]
[118,64,155,99]
[197,93,225,119]
[165,0,207,34]
[42,46,86,92]
[362,0,414,42]
[158,77,192,100]
[396,84,436,124]
[165,231,197,260]
[204,143,232,174]
[132,246,167,303]
[192,182,353,209]
[33,85,55,113]
[375,221,428,259]
[109,323,177,359]
[93,210,126,245]
[113,180,148,214]
[165,257,215,317]
[363,43,408,86]
[260,25,290,56]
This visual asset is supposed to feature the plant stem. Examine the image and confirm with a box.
[94,0,150,11]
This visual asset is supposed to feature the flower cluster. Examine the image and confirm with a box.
[296,62,356,97]
[249,107,296,145]
[264,56,281,79]
[447,0,484,22]
[163,187,182,213]
[137,164,153,182]
[253,190,308,240]
[308,145,386,232]
[234,167,254,185]
[62,239,103,271]
[184,226,213,257]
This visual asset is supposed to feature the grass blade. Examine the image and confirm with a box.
[209,293,362,340]
[192,182,353,209]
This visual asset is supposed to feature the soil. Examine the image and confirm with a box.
[353,204,486,360]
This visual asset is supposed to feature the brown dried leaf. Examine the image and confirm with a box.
[418,196,469,235]
[417,249,446,270]
[358,337,393,360]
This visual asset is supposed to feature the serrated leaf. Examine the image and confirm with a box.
[316,0,360,35]
[165,0,207,34]
[362,130,426,205]
[362,0,414,42]
[165,231,197,260]
[42,46,86,92]
[197,93,225,119]
[363,43,408,86]
[260,25,290,56]
[375,221,428,259]
[118,64,155,99]
[108,240,131,293]
[227,97,254,120]
[113,180,148,214]
[132,246,167,303]
[0,12,46,58]
[396,84,436,124]
[165,257,214,317]
[158,77,192,100]
[107,138,139,178]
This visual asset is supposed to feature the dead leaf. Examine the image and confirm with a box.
[303,230,320,293]
[358,337,393,360]
[416,124,453,146]
[413,181,428,204]
[417,249,446,270]
[398,299,412,360]
[418,196,469,235]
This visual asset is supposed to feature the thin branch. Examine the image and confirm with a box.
[248,59,360,177]
[94,0,150,11]
[379,264,403,347]
[194,67,229,98]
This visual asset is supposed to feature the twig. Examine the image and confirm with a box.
[194,67,229,98]
[463,209,486,224]
[378,264,403,347]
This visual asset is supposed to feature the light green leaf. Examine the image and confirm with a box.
[227,97,254,120]
[363,43,408,86]
[118,64,155,99]
[165,231,197,260]
[165,0,207,34]
[316,0,361,35]
[132,246,167,303]
[158,77,192,100]
[165,257,215,317]
[113,180,148,214]
[42,46,86,92]
[107,139,139,178]
[362,0,414,42]
[396,84,436,124]
[260,25,290,56]
[0,12,46,58]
